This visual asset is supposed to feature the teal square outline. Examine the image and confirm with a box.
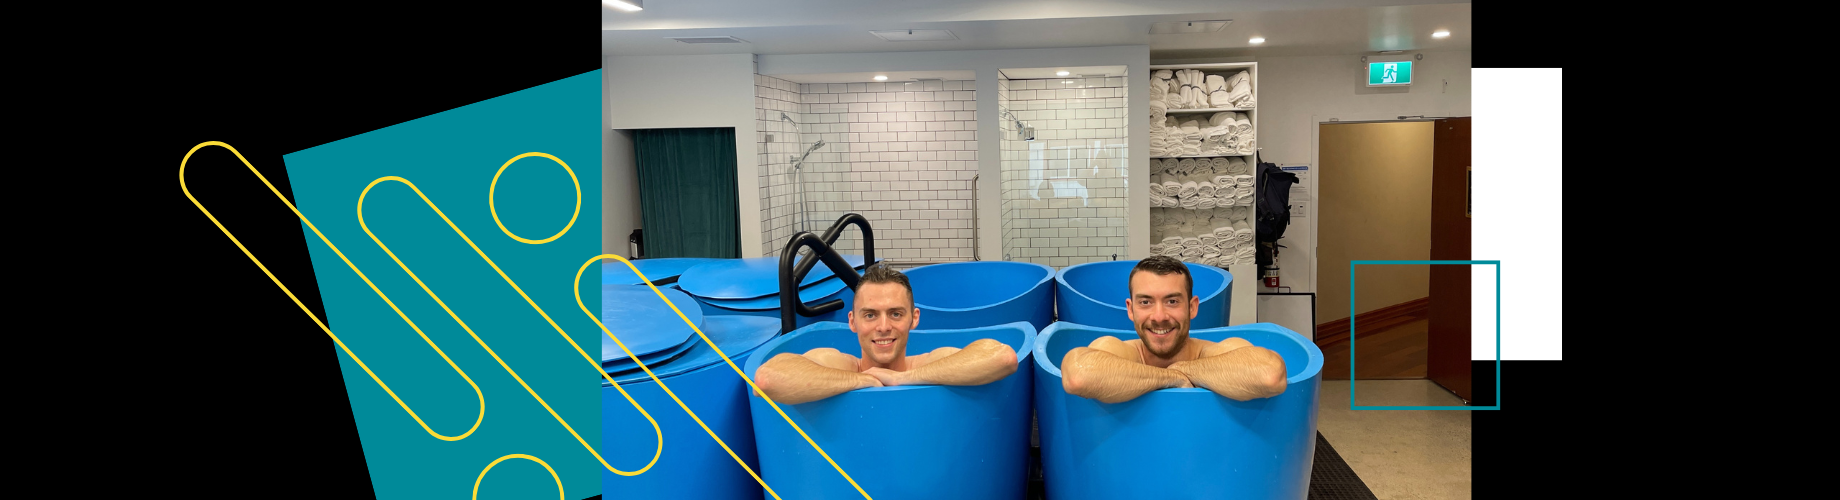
[1348,260,1499,410]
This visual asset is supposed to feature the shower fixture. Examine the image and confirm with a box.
[1000,108,1036,142]
[780,112,825,232]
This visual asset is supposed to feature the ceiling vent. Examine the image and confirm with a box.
[1149,20,1232,35]
[871,29,958,41]
[667,36,748,44]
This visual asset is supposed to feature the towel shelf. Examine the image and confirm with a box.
[1145,61,1260,328]
[1163,108,1254,114]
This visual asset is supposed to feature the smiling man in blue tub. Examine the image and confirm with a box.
[754,263,1018,404]
[1060,255,1289,403]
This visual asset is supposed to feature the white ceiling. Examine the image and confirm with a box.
[603,2,1471,58]
[602,0,1466,30]
[776,70,978,84]
[999,66,1130,80]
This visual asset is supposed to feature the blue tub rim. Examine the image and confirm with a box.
[743,320,1039,395]
[1054,260,1232,315]
[905,261,1055,313]
[1033,321,1324,388]
[695,284,851,313]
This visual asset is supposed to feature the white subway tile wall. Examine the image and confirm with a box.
[755,75,803,256]
[998,76,1130,269]
[759,79,978,262]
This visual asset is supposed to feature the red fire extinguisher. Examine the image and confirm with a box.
[1261,243,1282,287]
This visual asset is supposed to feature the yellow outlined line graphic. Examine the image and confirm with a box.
[179,142,487,443]
[474,454,563,500]
[181,140,875,499]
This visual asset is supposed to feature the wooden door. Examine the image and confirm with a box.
[1427,117,1472,402]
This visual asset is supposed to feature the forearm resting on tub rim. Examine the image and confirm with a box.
[754,352,879,405]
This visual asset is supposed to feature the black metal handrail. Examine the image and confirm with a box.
[778,231,864,333]
[790,213,875,280]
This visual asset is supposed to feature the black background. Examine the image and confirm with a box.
[119,2,1562,498]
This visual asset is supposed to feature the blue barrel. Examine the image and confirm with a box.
[601,314,782,499]
[906,261,1056,333]
[743,321,1038,500]
[1054,260,1232,330]
[1032,322,1323,500]
[690,284,854,330]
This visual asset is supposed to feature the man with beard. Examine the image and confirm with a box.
[754,263,1019,405]
[1060,256,1288,404]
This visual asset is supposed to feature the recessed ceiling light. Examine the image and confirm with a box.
[1056,71,1070,76]
[603,0,642,12]
[1149,20,1231,35]
[1433,31,1450,38]
[667,36,747,44]
[1249,37,1265,44]
[870,29,957,41]
[873,75,888,81]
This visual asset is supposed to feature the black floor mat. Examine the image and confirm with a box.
[1024,432,1378,499]
[1308,431,1381,500]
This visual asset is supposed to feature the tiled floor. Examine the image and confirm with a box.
[1316,380,1472,500]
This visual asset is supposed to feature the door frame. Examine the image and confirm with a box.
[1307,113,1453,312]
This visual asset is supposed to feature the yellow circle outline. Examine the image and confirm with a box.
[488,153,580,244]
[473,454,563,500]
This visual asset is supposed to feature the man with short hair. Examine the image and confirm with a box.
[754,263,1019,404]
[1060,256,1288,404]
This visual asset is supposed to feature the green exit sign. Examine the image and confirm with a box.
[1367,61,1413,86]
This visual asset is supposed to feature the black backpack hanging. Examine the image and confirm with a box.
[1254,152,1300,243]
[1253,152,1299,267]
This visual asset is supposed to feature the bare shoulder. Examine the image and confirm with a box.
[801,347,860,371]
[1084,336,1140,362]
[1199,337,1253,357]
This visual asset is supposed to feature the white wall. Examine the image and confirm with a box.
[1000,76,1130,268]
[604,53,764,257]
[1154,51,1471,298]
[781,80,980,262]
[758,46,1151,264]
[755,75,802,256]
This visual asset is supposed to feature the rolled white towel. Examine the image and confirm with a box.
[1150,99,1167,122]
[1179,180,1200,197]
[1239,138,1256,155]
[1162,236,1184,245]
[1202,252,1222,265]
[1148,177,1166,197]
[1162,180,1182,195]
[1177,158,1199,175]
[1154,69,1173,80]
[1206,74,1230,107]
[1234,193,1254,206]
[1225,157,1249,175]
[1234,174,1255,188]
[1181,237,1203,248]
[1212,175,1234,188]
[1198,233,1217,247]
[1179,195,1201,209]
[1162,195,1182,207]
[1234,245,1256,259]
[1195,181,1217,198]
[1210,157,1229,173]
[1213,226,1235,239]
[1196,197,1219,210]
[1233,112,1252,134]
[1178,119,1202,138]
[1207,111,1233,129]
[1232,220,1253,238]
[1234,184,1255,198]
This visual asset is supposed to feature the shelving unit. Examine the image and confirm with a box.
[1146,62,1258,326]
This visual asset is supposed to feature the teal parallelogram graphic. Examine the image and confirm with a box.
[284,70,602,499]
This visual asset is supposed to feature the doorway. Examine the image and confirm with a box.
[1312,118,1471,402]
[632,127,742,258]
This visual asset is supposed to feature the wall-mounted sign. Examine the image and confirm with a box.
[1367,61,1413,86]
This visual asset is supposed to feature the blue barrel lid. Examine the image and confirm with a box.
[602,258,722,286]
[606,314,782,385]
[600,284,703,364]
[686,269,860,311]
[675,255,879,300]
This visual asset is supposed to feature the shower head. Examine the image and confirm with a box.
[792,139,827,167]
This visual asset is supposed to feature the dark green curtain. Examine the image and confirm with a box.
[633,128,741,258]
